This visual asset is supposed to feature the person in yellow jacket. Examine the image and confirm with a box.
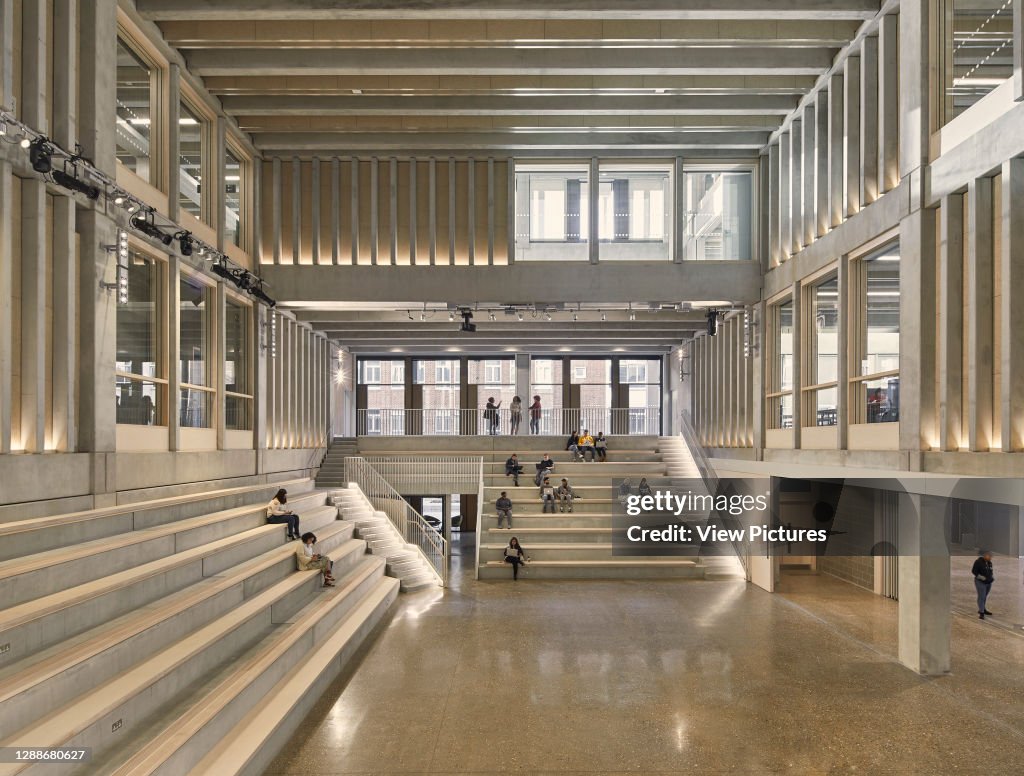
[578,430,596,462]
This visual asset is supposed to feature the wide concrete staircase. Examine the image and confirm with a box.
[356,435,714,580]
[334,488,441,592]
[0,477,398,776]
[315,437,358,489]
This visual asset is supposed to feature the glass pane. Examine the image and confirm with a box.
[860,377,900,424]
[768,394,794,430]
[115,40,152,182]
[225,149,243,246]
[225,395,253,431]
[945,1,1015,122]
[180,388,213,429]
[115,379,162,426]
[618,358,660,384]
[812,276,839,385]
[116,251,161,379]
[776,300,794,392]
[514,167,590,261]
[570,359,611,384]
[179,102,204,222]
[179,274,214,390]
[863,245,900,376]
[683,171,753,260]
[529,358,563,433]
[598,168,672,260]
[224,299,251,396]
[814,387,838,427]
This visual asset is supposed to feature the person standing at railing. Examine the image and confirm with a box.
[578,430,596,462]
[539,477,557,513]
[557,478,577,513]
[534,453,555,485]
[504,537,529,580]
[529,395,542,435]
[496,491,514,529]
[505,453,524,486]
[509,395,523,435]
[267,488,300,541]
[484,397,502,435]
[595,432,608,461]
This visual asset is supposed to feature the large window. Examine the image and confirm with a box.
[530,358,564,433]
[571,359,612,434]
[767,300,795,429]
[358,359,405,435]
[682,170,753,260]
[598,166,672,260]
[619,359,662,434]
[225,148,244,247]
[469,359,516,434]
[178,101,205,223]
[116,250,165,426]
[853,243,900,423]
[224,298,253,431]
[940,0,1016,124]
[179,272,215,428]
[515,165,589,261]
[115,38,155,183]
[414,359,461,435]
[806,274,839,427]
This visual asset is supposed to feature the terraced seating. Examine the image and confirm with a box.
[0,480,398,775]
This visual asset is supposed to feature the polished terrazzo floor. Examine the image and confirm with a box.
[265,538,1024,775]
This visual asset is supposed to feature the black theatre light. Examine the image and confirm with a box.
[52,166,100,200]
[130,211,174,246]
[250,283,277,308]
[177,231,194,256]
[28,136,52,174]
[706,309,719,337]
[211,261,234,282]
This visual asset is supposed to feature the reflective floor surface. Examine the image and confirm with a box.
[265,536,1024,775]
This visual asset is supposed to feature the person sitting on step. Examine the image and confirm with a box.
[595,432,608,461]
[496,491,514,529]
[267,488,300,541]
[557,478,577,513]
[565,429,582,461]
[578,430,596,462]
[504,536,529,580]
[296,532,335,587]
[539,477,557,513]
[534,453,555,485]
[638,477,653,498]
[505,453,524,487]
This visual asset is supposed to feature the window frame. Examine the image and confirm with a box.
[800,266,840,428]
[114,25,165,190]
[766,294,795,430]
[681,162,757,262]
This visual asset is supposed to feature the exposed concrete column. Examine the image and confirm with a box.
[0,162,11,454]
[275,313,285,447]
[351,156,360,264]
[1001,157,1024,451]
[751,302,765,454]
[789,119,803,256]
[826,73,844,228]
[167,65,181,221]
[271,157,282,264]
[860,35,879,206]
[390,157,399,265]
[768,143,780,266]
[779,130,791,261]
[331,157,341,265]
[447,158,456,264]
[1014,0,1022,101]
[78,0,116,175]
[19,0,47,452]
[897,492,951,675]
[836,254,850,449]
[213,116,226,252]
[899,0,931,179]
[673,155,685,263]
[254,305,268,451]
[938,193,964,451]
[311,157,321,264]
[814,90,829,238]
[167,255,182,451]
[878,15,900,193]
[588,156,599,263]
[843,55,861,218]
[253,157,263,264]
[801,104,815,247]
[410,158,419,265]
[515,353,530,410]
[899,206,938,457]
[292,157,302,264]
[967,177,994,452]
[790,281,802,448]
[216,281,227,449]
[693,336,703,443]
[506,158,515,264]
[724,318,736,447]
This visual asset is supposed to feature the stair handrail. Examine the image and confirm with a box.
[474,456,484,580]
[343,456,448,586]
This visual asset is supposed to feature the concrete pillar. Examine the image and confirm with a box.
[351,157,360,265]
[899,207,938,456]
[674,155,685,263]
[410,158,418,265]
[779,130,791,260]
[311,157,321,265]
[814,90,829,238]
[487,157,495,265]
[0,0,12,111]
[751,302,766,453]
[843,55,861,218]
[515,354,530,410]
[253,157,263,263]
[216,281,227,449]
[214,116,226,252]
[588,157,600,263]
[790,282,802,448]
[331,157,341,265]
[0,162,11,454]
[466,158,475,265]
[1015,0,1023,101]
[167,255,182,451]
[897,492,951,675]
[167,65,181,221]
[390,157,398,265]
[77,0,116,175]
[272,158,282,264]
[255,306,268,450]
[878,15,900,193]
[768,143,780,266]
[506,157,516,264]
[967,177,994,451]
[802,104,815,247]
[725,319,736,447]
[789,119,803,256]
[860,36,879,206]
[899,0,931,180]
[448,158,456,265]
[1001,157,1024,451]
[428,157,437,266]
[938,194,964,451]
[292,157,302,264]
[827,73,845,228]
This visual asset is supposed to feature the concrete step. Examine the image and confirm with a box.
[480,543,698,562]
[0,530,365,742]
[480,514,613,529]
[485,499,618,515]
[93,559,392,776]
[0,478,315,561]
[478,559,704,580]
[0,506,340,666]
[483,527,614,543]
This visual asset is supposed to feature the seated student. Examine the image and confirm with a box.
[296,532,335,587]
[496,491,514,529]
[557,478,577,513]
[617,478,633,504]
[638,477,653,498]
[539,477,557,513]
[578,430,596,462]
[505,454,524,486]
[504,537,529,580]
[534,453,555,485]
[565,429,582,461]
[594,432,608,461]
[267,488,300,540]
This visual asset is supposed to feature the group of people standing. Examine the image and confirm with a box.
[482,395,548,435]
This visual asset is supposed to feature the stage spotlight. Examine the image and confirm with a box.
[28,137,52,173]
[130,211,174,246]
[211,261,234,282]
[177,231,194,257]
[52,167,100,200]
[707,309,719,336]
[250,283,277,308]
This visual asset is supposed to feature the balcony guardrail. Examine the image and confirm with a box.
[356,406,661,436]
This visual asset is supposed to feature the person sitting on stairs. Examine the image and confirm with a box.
[505,453,524,486]
[534,453,555,485]
[496,491,514,529]
[594,432,608,461]
[267,488,300,541]
[557,478,577,513]
[539,477,557,513]
[297,532,335,587]
[504,536,529,580]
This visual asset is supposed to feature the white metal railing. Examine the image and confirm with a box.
[359,456,483,495]
[356,406,661,437]
[344,456,448,586]
[474,457,484,580]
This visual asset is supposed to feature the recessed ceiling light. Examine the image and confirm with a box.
[351,89,363,95]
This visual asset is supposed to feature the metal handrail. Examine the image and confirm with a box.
[474,457,484,580]
[344,456,448,586]
[358,456,483,494]
[355,406,662,437]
